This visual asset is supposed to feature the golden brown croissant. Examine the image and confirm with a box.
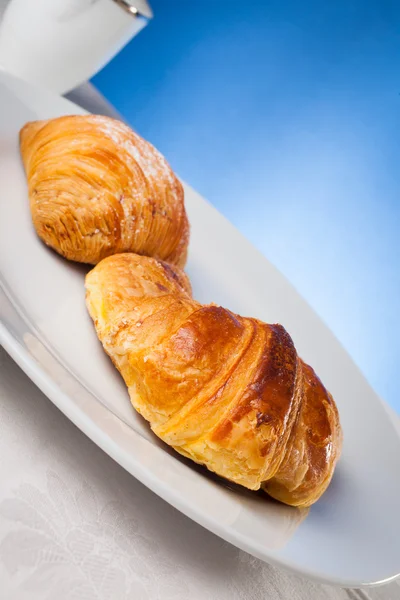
[19,115,189,266]
[85,253,342,507]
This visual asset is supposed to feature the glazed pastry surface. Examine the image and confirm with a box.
[86,253,342,507]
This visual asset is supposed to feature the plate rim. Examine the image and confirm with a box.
[2,319,398,590]
[0,70,400,589]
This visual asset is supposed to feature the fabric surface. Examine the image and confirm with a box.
[0,347,399,599]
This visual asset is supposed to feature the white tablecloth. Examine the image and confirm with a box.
[1,83,399,600]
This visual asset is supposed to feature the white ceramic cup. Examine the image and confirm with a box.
[0,0,152,94]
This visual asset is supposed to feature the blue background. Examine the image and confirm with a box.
[93,0,400,413]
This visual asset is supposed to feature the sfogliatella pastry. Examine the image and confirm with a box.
[20,115,189,266]
[85,253,342,507]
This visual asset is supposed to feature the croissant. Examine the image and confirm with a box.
[85,253,342,507]
[19,115,189,266]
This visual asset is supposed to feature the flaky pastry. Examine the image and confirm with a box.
[86,253,342,507]
[20,115,189,266]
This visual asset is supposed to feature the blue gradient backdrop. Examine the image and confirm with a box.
[93,0,400,413]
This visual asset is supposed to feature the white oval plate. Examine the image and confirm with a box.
[0,71,399,588]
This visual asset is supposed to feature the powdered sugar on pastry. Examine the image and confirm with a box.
[92,115,175,187]
[20,115,189,266]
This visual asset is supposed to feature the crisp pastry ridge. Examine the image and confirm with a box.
[85,253,342,507]
[19,115,189,266]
